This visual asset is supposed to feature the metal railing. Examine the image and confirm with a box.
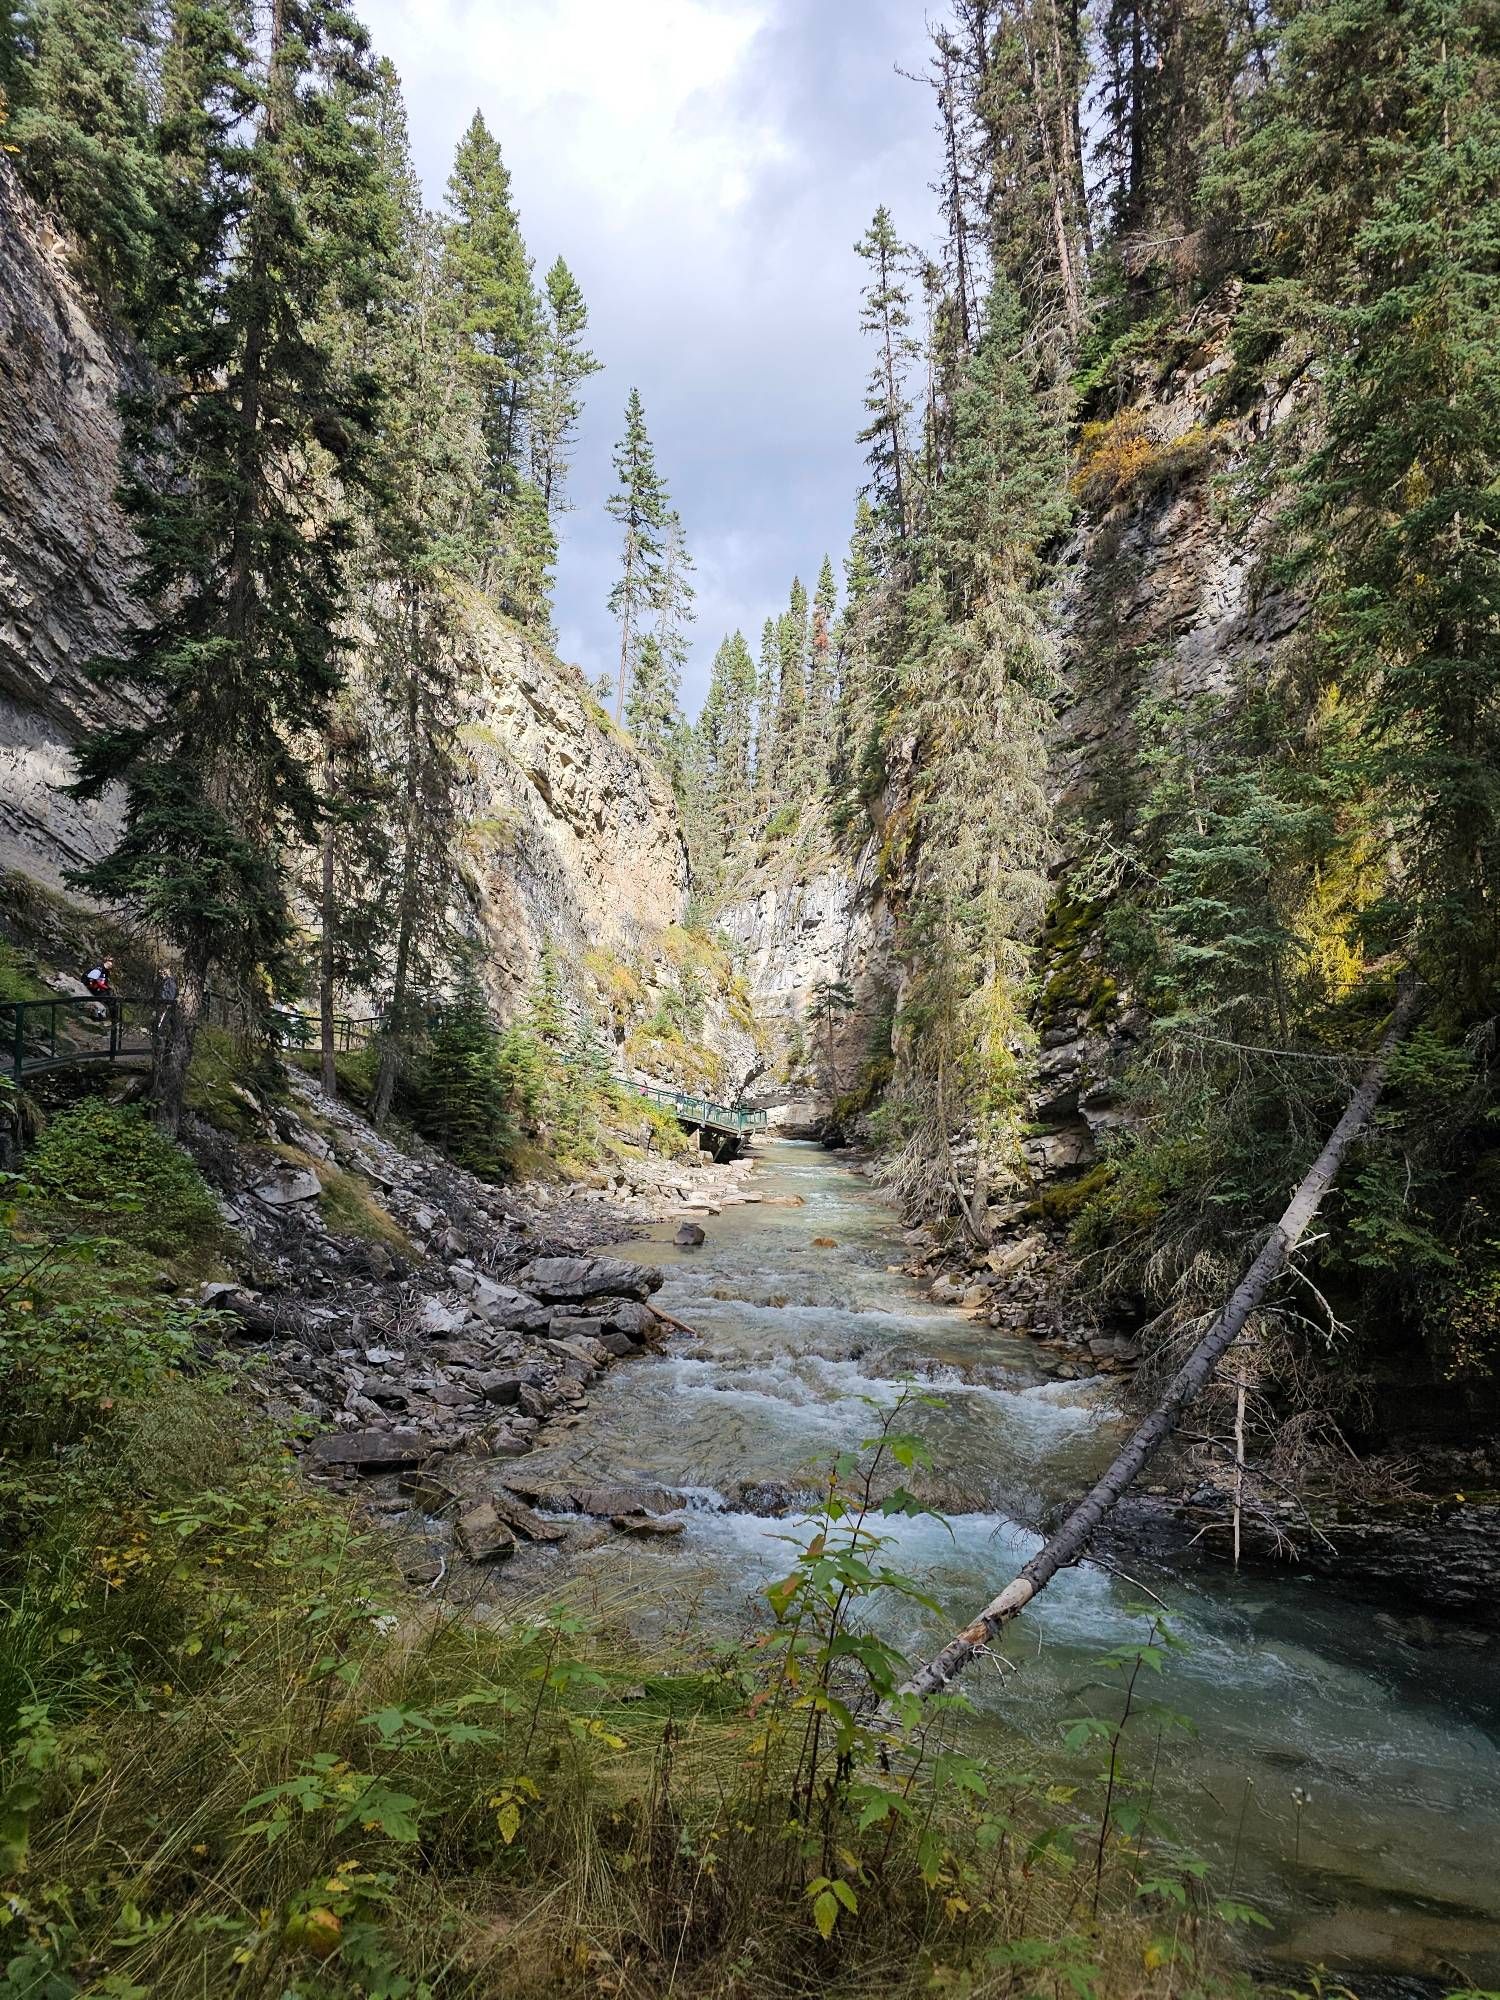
[4,996,770,1139]
[623,1080,769,1136]
[3,995,155,1081]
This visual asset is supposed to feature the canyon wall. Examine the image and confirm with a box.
[0,159,687,1018]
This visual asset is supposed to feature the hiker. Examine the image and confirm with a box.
[154,966,179,1035]
[83,955,116,1024]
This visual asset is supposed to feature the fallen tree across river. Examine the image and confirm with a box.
[896,978,1423,1705]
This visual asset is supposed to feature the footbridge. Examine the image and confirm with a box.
[2,996,768,1145]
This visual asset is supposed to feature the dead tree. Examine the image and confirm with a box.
[897,979,1422,1704]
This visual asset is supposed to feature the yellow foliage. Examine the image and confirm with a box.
[1072,412,1215,509]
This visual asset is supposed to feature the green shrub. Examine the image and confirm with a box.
[24,1099,225,1255]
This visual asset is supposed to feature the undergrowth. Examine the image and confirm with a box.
[0,1142,1257,1999]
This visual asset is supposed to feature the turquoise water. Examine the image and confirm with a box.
[510,1140,1500,1984]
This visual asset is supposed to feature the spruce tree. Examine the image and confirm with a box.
[68,0,392,1134]
[443,109,546,619]
[606,387,669,722]
[806,555,838,778]
[854,206,919,542]
[360,62,484,1122]
[6,0,162,315]
[1239,0,1500,1012]
[774,576,810,775]
[529,255,601,515]
[753,615,779,820]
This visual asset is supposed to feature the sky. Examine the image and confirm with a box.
[358,0,942,714]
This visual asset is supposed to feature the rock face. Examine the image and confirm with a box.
[0,155,137,889]
[451,592,690,1014]
[718,825,895,1126]
[0,161,686,1007]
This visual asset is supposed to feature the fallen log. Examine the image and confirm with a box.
[897,979,1422,1704]
[648,1304,701,1341]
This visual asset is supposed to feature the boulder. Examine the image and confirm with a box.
[597,1299,656,1339]
[471,1368,542,1406]
[488,1489,568,1544]
[305,1428,426,1472]
[470,1279,551,1332]
[543,1334,608,1373]
[516,1255,664,1303]
[415,1296,466,1336]
[612,1512,684,1537]
[673,1221,706,1248]
[455,1501,516,1562]
[254,1168,321,1208]
[599,1328,640,1359]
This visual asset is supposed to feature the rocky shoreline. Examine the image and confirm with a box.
[186,1069,761,1573]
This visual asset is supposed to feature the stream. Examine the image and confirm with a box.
[508,1140,1500,1986]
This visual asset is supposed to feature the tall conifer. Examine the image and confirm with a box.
[69,0,392,1133]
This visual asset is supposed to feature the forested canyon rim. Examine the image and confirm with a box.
[1,0,1499,1995]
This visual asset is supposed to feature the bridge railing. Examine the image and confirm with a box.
[621,1079,768,1135]
[3,995,156,1082]
[4,995,770,1143]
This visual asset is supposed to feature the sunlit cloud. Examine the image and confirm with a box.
[359,0,940,708]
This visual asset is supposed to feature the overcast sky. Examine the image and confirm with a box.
[358,0,941,713]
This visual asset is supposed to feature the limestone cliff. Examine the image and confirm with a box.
[0,153,137,889]
[452,596,688,1016]
[0,161,687,1018]
[718,814,895,1126]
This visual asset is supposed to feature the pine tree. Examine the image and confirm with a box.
[529,255,601,515]
[854,206,919,542]
[443,109,545,617]
[806,555,838,779]
[606,387,669,722]
[6,0,162,315]
[775,576,810,777]
[68,0,393,1134]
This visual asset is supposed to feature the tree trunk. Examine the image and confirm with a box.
[152,949,207,1138]
[319,738,338,1101]
[896,979,1422,1704]
[372,598,424,1125]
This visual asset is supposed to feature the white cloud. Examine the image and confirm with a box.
[358,0,940,709]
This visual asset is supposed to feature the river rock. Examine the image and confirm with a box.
[598,1299,656,1339]
[517,1255,664,1302]
[254,1167,322,1208]
[599,1328,640,1358]
[488,1489,568,1543]
[306,1428,427,1472]
[455,1501,516,1562]
[674,1222,706,1247]
[471,1279,551,1332]
[612,1511,684,1537]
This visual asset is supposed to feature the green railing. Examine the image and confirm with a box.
[3,995,155,1080]
[4,996,770,1140]
[623,1080,768,1136]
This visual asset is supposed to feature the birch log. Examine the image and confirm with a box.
[897,979,1422,1704]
